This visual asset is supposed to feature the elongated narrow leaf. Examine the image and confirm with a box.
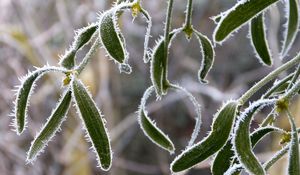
[250,13,272,66]
[27,90,72,162]
[233,99,276,175]
[287,111,300,174]
[98,3,133,74]
[212,139,235,175]
[99,10,127,63]
[214,0,280,43]
[59,24,97,69]
[139,110,175,152]
[73,24,97,50]
[193,30,215,83]
[150,37,166,96]
[13,66,66,134]
[212,126,283,175]
[282,0,299,57]
[171,101,238,173]
[59,49,76,69]
[150,29,180,96]
[72,79,112,171]
[138,86,175,153]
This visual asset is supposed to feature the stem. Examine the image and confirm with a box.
[184,0,193,28]
[287,64,300,89]
[262,73,294,98]
[76,38,101,75]
[183,0,194,38]
[283,79,300,100]
[170,84,201,147]
[238,53,300,104]
[162,0,174,92]
[260,108,275,127]
[263,128,300,170]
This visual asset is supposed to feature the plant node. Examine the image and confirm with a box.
[183,25,193,40]
[131,1,142,18]
[280,132,291,145]
[275,98,289,113]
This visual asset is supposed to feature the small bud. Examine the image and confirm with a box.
[63,76,71,86]
[131,2,141,18]
[280,132,291,145]
[183,25,193,40]
[275,98,289,113]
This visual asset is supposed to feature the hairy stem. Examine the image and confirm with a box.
[287,64,300,89]
[76,38,101,75]
[184,0,193,28]
[283,79,300,100]
[170,84,201,147]
[262,73,294,98]
[239,53,300,104]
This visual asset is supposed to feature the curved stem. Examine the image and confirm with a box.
[287,64,300,89]
[283,79,300,100]
[262,73,294,98]
[162,0,174,92]
[260,108,276,127]
[170,84,202,147]
[238,53,300,104]
[75,38,101,75]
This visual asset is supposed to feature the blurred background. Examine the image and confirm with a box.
[1,0,300,174]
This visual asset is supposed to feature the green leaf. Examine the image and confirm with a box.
[138,86,175,153]
[73,24,97,50]
[281,0,299,57]
[150,29,180,97]
[250,13,272,66]
[214,0,280,43]
[59,24,97,69]
[212,139,235,175]
[27,90,72,162]
[286,111,300,174]
[233,99,276,175]
[72,79,112,171]
[99,11,126,63]
[13,66,66,135]
[138,84,202,153]
[212,126,283,175]
[139,110,175,152]
[171,101,238,173]
[59,49,76,69]
[193,30,215,83]
[98,5,132,74]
